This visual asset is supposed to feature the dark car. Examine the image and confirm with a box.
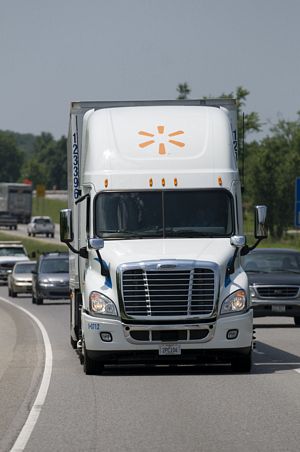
[243,248,300,326]
[32,252,69,305]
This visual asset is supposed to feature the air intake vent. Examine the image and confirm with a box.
[121,265,215,319]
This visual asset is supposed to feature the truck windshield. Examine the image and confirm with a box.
[94,189,234,239]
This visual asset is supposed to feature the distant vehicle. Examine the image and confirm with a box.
[0,242,29,283]
[243,248,300,326]
[8,260,36,297]
[27,216,55,238]
[0,182,33,224]
[32,252,69,305]
[0,212,18,230]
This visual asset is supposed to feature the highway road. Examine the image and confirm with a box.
[1,288,300,452]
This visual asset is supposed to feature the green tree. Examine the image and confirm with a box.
[0,132,25,182]
[247,116,300,238]
[177,82,191,100]
[21,132,67,189]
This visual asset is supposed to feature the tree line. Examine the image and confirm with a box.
[1,85,300,239]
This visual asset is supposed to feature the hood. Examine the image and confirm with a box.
[247,271,300,286]
[100,238,234,270]
[0,256,29,264]
[39,273,69,283]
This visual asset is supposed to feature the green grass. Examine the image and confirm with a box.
[0,231,67,259]
[32,198,67,223]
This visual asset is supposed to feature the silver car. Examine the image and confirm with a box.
[27,216,55,238]
[8,261,37,297]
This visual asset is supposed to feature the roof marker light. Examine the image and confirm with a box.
[162,178,166,187]
[174,178,178,187]
[104,179,108,188]
[218,177,223,186]
[149,178,153,187]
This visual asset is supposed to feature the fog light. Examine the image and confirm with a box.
[100,332,112,342]
[227,329,238,340]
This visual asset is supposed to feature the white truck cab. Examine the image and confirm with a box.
[61,99,267,374]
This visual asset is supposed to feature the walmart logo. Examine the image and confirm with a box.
[138,125,185,155]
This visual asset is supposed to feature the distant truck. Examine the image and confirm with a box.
[0,183,33,224]
[60,99,267,375]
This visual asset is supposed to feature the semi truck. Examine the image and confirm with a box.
[60,99,267,375]
[0,183,33,223]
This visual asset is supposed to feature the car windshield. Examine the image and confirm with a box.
[40,258,69,273]
[35,218,51,224]
[94,189,234,239]
[15,262,36,273]
[243,251,300,273]
[0,247,26,256]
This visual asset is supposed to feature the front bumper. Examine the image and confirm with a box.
[82,310,253,363]
[38,285,70,299]
[252,299,300,317]
[13,282,32,293]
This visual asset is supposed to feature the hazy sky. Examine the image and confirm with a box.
[1,0,299,140]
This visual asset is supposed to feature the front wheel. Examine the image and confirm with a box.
[83,343,103,375]
[294,316,300,326]
[231,350,252,373]
[36,297,43,305]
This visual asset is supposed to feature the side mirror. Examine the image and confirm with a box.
[254,205,268,239]
[88,238,104,250]
[230,235,246,248]
[60,209,73,243]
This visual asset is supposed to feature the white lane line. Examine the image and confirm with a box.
[0,297,53,452]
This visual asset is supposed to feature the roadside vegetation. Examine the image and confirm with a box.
[0,231,67,259]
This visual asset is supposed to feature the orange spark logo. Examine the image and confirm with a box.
[138,125,185,155]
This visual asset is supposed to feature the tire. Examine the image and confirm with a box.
[36,297,43,305]
[8,287,11,297]
[294,317,300,326]
[51,233,54,238]
[32,294,36,304]
[83,343,103,375]
[28,232,31,237]
[231,350,252,373]
[11,290,17,298]
[70,335,77,349]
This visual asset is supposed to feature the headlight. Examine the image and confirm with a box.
[220,289,247,315]
[39,279,54,286]
[89,291,117,317]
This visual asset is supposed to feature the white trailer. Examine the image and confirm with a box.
[61,99,267,374]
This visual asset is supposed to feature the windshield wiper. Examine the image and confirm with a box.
[165,228,216,238]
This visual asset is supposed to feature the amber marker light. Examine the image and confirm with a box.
[149,178,153,187]
[104,179,108,188]
[174,178,178,187]
[162,178,166,187]
[218,177,223,186]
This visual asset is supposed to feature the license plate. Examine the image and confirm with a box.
[272,305,286,312]
[159,344,181,355]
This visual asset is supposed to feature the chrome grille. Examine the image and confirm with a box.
[122,267,215,318]
[257,286,299,298]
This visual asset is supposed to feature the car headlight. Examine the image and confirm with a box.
[89,291,117,317]
[220,289,247,315]
[39,279,54,287]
